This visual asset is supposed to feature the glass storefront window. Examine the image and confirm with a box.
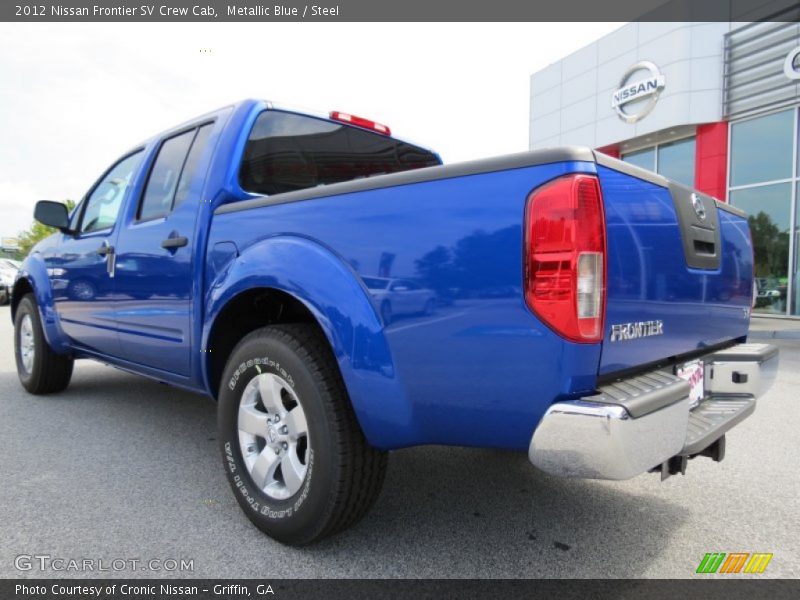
[730,183,792,315]
[622,138,696,187]
[657,138,696,187]
[730,110,794,187]
[794,182,800,316]
[621,147,655,171]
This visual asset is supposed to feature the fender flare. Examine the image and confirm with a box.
[13,256,71,354]
[202,235,419,449]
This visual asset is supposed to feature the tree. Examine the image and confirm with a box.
[17,200,76,258]
[414,245,453,297]
[748,211,789,278]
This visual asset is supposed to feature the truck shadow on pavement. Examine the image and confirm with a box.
[0,364,685,578]
[314,446,686,578]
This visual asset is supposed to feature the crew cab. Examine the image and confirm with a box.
[12,99,778,545]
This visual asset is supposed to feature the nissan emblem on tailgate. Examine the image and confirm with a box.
[691,193,707,221]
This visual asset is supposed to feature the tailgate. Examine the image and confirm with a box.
[594,155,752,376]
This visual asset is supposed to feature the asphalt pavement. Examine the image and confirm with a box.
[0,305,798,579]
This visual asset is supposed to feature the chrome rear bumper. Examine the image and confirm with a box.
[528,342,779,480]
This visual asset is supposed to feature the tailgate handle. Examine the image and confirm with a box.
[669,183,721,270]
[690,226,716,257]
[694,240,716,256]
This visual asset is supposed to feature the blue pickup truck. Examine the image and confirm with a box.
[12,99,778,545]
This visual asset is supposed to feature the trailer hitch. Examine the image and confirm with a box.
[651,435,726,481]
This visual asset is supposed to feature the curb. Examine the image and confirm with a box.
[748,329,800,340]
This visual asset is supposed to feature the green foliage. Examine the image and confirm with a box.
[748,211,789,278]
[17,200,76,258]
[414,227,520,300]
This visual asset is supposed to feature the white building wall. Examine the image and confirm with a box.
[530,22,734,150]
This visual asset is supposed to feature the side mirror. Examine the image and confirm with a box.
[34,201,71,234]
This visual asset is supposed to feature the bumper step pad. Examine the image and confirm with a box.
[529,342,776,480]
[682,397,755,455]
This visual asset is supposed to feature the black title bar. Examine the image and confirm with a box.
[4,579,800,600]
[2,0,800,22]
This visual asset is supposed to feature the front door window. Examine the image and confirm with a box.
[78,152,143,234]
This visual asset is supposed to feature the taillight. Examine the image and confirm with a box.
[524,174,606,343]
[329,111,391,136]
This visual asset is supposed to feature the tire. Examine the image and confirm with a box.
[14,294,74,394]
[218,323,388,545]
[380,301,392,325]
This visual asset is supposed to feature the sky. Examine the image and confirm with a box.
[0,21,623,240]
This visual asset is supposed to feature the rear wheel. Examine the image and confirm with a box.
[14,294,74,394]
[218,324,387,545]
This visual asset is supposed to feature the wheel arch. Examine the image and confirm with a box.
[202,235,418,449]
[204,287,327,400]
[12,258,71,354]
[10,277,34,320]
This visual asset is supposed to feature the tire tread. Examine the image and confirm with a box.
[15,294,73,394]
[234,323,387,543]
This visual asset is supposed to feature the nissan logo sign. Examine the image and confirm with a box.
[785,46,800,80]
[611,61,666,124]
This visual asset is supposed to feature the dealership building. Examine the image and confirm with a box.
[529,18,800,317]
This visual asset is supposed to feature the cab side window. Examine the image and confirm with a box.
[80,151,143,234]
[138,130,196,221]
[173,124,213,210]
[136,124,213,221]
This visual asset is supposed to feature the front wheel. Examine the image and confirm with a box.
[14,294,74,394]
[217,324,387,545]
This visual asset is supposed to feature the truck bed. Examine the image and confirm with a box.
[206,147,752,451]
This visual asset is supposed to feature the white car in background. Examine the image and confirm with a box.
[363,277,437,324]
[0,259,20,305]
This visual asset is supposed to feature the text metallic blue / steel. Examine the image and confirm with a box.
[597,166,752,375]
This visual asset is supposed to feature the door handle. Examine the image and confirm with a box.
[161,236,188,250]
[97,243,115,277]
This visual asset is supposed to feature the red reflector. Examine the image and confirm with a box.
[524,174,606,343]
[329,111,391,136]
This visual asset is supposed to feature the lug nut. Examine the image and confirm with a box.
[273,415,280,423]
[281,442,288,450]
[281,426,288,434]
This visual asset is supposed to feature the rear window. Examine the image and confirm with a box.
[240,110,441,196]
